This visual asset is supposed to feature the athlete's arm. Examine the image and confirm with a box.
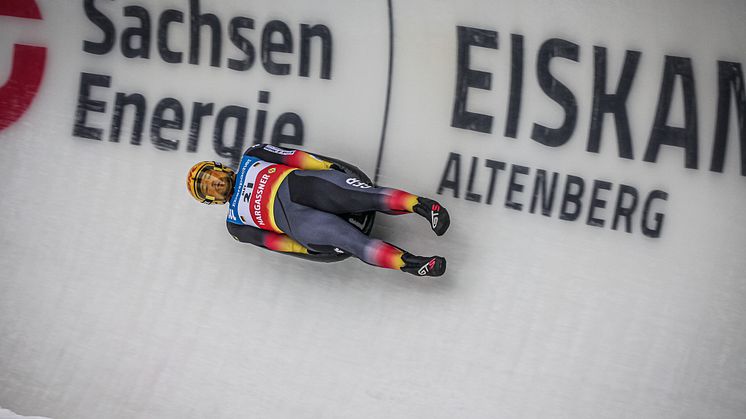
[245,144,334,170]
[227,223,311,254]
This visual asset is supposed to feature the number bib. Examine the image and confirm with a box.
[226,155,296,232]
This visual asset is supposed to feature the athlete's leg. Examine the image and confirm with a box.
[274,183,446,276]
[287,170,450,235]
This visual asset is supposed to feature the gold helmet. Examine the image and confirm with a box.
[186,161,235,205]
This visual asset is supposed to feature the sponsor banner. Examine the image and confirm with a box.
[380,0,746,244]
[0,0,743,249]
[0,0,743,247]
[0,0,390,175]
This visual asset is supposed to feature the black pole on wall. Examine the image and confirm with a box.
[373,0,394,186]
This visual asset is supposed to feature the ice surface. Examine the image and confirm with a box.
[1,0,745,418]
[0,406,51,419]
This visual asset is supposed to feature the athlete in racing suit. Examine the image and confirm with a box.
[186,144,450,277]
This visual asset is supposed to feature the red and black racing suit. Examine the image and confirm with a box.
[226,144,424,271]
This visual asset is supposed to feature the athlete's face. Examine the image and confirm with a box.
[200,169,233,203]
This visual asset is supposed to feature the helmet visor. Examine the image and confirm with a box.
[196,168,233,204]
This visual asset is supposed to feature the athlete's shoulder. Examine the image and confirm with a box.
[244,143,264,155]
[226,220,265,245]
[265,144,297,155]
[246,143,302,156]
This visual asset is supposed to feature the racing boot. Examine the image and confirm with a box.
[413,197,450,236]
[400,253,447,277]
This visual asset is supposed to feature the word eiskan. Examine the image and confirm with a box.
[452,27,745,176]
